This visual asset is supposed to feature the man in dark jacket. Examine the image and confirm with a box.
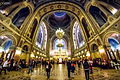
[46,61,52,79]
[67,60,71,78]
[83,59,89,80]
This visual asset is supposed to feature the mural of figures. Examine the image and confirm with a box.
[36,25,43,48]
[36,22,47,49]
[76,25,84,47]
[108,33,120,51]
[73,21,85,49]
[0,36,12,51]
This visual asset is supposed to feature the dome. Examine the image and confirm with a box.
[49,12,70,29]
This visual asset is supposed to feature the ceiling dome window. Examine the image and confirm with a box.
[49,12,70,29]
[36,22,47,49]
[54,12,66,17]
[89,6,107,27]
[12,7,30,28]
[73,21,85,49]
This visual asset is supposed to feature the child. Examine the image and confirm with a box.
[71,63,75,78]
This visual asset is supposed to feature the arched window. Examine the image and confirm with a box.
[0,36,12,52]
[82,18,90,38]
[89,6,107,27]
[30,19,38,39]
[2,40,12,51]
[108,33,120,51]
[36,22,47,49]
[54,39,66,50]
[12,7,30,28]
[73,21,85,49]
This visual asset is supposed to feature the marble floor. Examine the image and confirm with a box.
[0,64,120,80]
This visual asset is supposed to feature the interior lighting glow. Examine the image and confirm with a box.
[99,48,105,53]
[86,51,90,56]
[16,50,21,55]
[0,47,3,53]
[31,54,35,57]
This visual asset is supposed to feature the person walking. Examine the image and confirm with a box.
[28,59,33,74]
[2,59,8,74]
[83,59,89,80]
[71,62,75,79]
[67,60,71,78]
[46,61,52,79]
[77,60,81,69]
[89,60,93,74]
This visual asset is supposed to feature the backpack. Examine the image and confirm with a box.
[84,62,89,69]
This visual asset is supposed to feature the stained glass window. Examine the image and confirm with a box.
[73,21,85,49]
[36,22,47,49]
[54,39,65,50]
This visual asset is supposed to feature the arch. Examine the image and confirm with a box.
[81,18,90,38]
[33,2,91,48]
[89,6,107,27]
[0,32,17,46]
[12,7,30,28]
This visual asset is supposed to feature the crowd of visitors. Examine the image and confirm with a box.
[0,58,39,75]
[0,57,120,80]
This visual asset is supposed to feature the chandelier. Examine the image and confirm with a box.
[56,28,64,39]
[56,28,64,51]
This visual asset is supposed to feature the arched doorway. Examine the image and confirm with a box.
[20,45,29,67]
[91,44,101,59]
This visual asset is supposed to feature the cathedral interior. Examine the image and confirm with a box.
[0,0,120,80]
